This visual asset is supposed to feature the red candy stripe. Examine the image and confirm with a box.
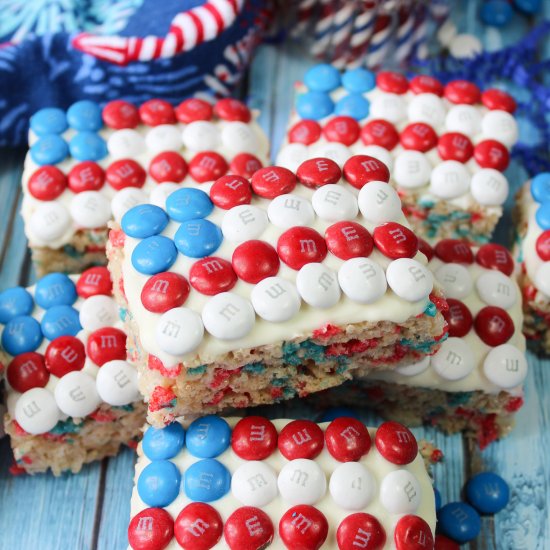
[279,506,328,550]
[76,266,112,298]
[374,421,418,465]
[189,152,228,183]
[325,417,371,462]
[45,336,86,377]
[278,419,324,460]
[189,257,237,295]
[444,80,481,105]
[86,327,127,366]
[7,352,49,393]
[377,71,409,94]
[444,299,473,337]
[103,100,140,130]
[474,306,515,346]
[400,123,438,153]
[337,513,386,550]
[175,98,213,123]
[141,272,190,313]
[128,508,174,550]
[149,152,188,183]
[231,416,278,460]
[361,120,399,150]
[323,116,361,146]
[214,98,251,122]
[68,161,105,193]
[475,243,515,275]
[481,89,516,113]
[297,158,341,188]
[232,240,280,284]
[229,153,263,179]
[174,503,222,550]
[139,99,176,126]
[224,507,274,550]
[434,239,474,264]
[210,175,252,209]
[325,221,373,260]
[474,140,509,171]
[394,515,434,550]
[409,75,444,96]
[277,227,327,270]
[343,155,390,189]
[106,159,146,190]
[437,132,474,163]
[373,222,419,259]
[536,230,550,261]
[288,120,322,145]
[28,166,67,200]
[251,166,297,198]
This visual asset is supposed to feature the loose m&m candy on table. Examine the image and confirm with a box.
[128,416,436,549]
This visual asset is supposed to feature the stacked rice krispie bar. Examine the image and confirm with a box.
[23,98,269,275]
[277,64,518,243]
[515,174,550,353]
[320,239,527,448]
[128,415,436,550]
[0,267,145,474]
[107,154,447,427]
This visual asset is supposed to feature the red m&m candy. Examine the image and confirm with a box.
[435,534,460,550]
[323,116,360,146]
[251,166,296,198]
[175,98,213,123]
[189,257,237,295]
[336,513,386,550]
[474,306,515,346]
[214,98,251,122]
[343,155,390,189]
[435,239,474,264]
[103,100,140,130]
[232,240,280,284]
[45,336,86,377]
[229,153,263,179]
[400,123,438,153]
[149,152,188,183]
[325,221,373,260]
[7,352,49,392]
[474,140,509,171]
[174,503,222,550]
[106,159,146,190]
[394,515,434,550]
[360,120,399,150]
[475,243,514,275]
[373,222,419,259]
[86,327,126,366]
[409,75,444,96]
[375,421,418,465]
[128,507,174,550]
[224,507,274,550]
[297,158,341,188]
[536,230,550,261]
[139,99,176,126]
[28,166,67,200]
[288,120,322,145]
[377,71,409,94]
[189,152,228,183]
[325,417,371,462]
[444,299,473,337]
[278,419,324,460]
[210,175,252,209]
[444,80,481,105]
[418,237,435,262]
[231,416,278,460]
[277,227,327,270]
[68,161,105,193]
[481,89,516,113]
[141,272,190,313]
[437,132,473,163]
[279,505,328,550]
[76,266,112,298]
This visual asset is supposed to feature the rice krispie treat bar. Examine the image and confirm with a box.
[0,267,145,475]
[128,415,436,550]
[277,64,518,243]
[515,175,550,354]
[23,98,269,275]
[321,240,527,449]
[107,155,447,427]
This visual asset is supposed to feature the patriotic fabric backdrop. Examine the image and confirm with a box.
[0,0,272,146]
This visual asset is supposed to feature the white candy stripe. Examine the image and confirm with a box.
[211,0,237,27]
[138,36,160,61]
[195,6,220,41]
[172,13,199,51]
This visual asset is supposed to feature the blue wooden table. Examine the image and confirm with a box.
[1,4,549,549]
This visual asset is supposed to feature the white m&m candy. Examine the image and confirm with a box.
[29,202,71,243]
[54,371,102,418]
[79,295,119,331]
[445,105,481,135]
[182,121,220,151]
[534,262,550,298]
[145,124,182,153]
[231,461,278,507]
[386,259,433,302]
[202,292,255,340]
[70,191,111,228]
[149,182,181,209]
[476,271,517,309]
[222,205,268,242]
[296,263,341,309]
[156,307,204,356]
[329,462,376,510]
[429,160,470,199]
[393,151,431,189]
[379,470,421,514]
[482,111,518,147]
[449,34,483,59]
[358,181,402,223]
[310,142,351,167]
[276,143,309,172]
[431,337,475,381]
[15,388,61,435]
[108,129,145,158]
[111,188,149,223]
[370,93,407,124]
[470,169,509,206]
[251,277,301,323]
[312,184,358,221]
[221,122,259,154]
[278,459,327,505]
[96,360,140,406]
[408,93,446,128]
[483,344,528,389]
[435,263,473,299]
[338,258,387,304]
[268,194,314,229]
[395,356,431,377]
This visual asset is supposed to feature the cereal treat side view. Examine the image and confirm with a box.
[107,155,447,427]
[128,415,436,550]
[278,64,517,243]
[23,98,269,275]
[324,240,527,449]
[515,175,550,354]
[0,267,145,475]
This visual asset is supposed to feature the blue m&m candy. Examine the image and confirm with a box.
[122,204,169,239]
[342,68,376,93]
[30,108,68,136]
[143,423,186,460]
[183,459,231,502]
[137,460,181,507]
[40,305,82,340]
[304,64,341,92]
[131,235,178,275]
[296,91,334,120]
[1,316,43,355]
[466,472,509,514]
[480,0,513,26]
[166,188,214,222]
[434,487,442,511]
[319,407,359,422]
[335,94,370,120]
[67,100,103,131]
[514,0,541,14]
[69,132,108,161]
[34,273,77,309]
[0,287,34,323]
[536,202,550,230]
[186,415,231,458]
[531,173,550,203]
[30,135,69,165]
[438,502,481,543]
[174,219,223,258]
